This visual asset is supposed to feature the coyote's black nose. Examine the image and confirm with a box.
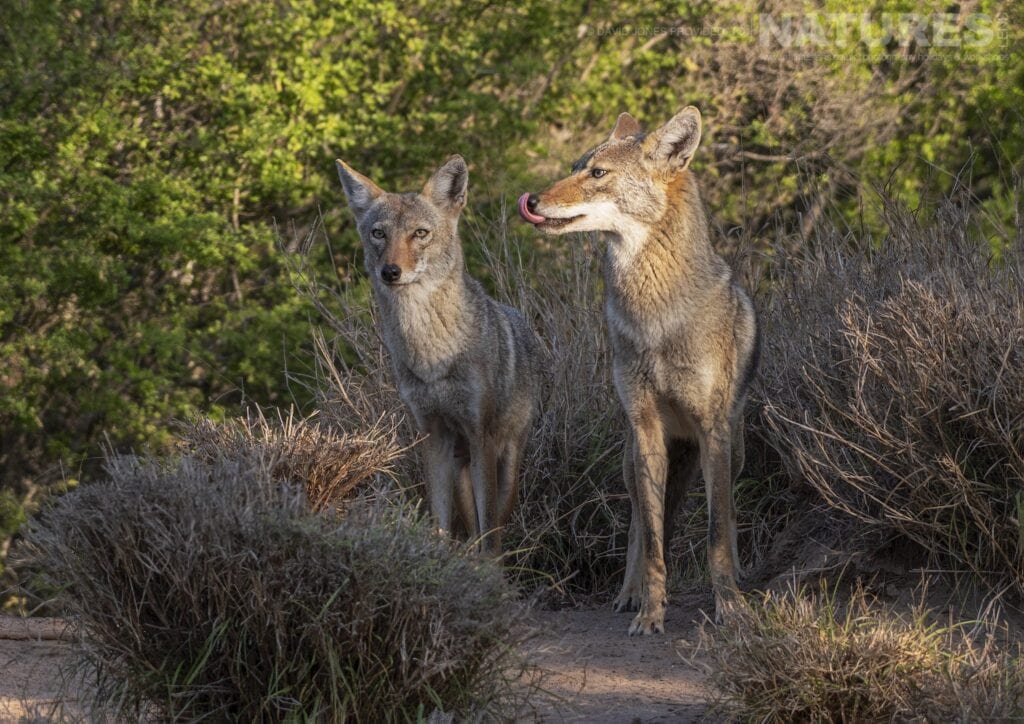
[380,264,402,284]
[526,193,540,212]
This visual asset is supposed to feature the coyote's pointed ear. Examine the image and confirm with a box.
[643,106,702,169]
[609,112,641,141]
[336,159,384,220]
[423,155,468,215]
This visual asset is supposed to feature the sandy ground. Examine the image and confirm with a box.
[0,605,716,723]
[526,597,717,723]
[0,618,78,723]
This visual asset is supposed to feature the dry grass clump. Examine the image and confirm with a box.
[181,408,407,513]
[20,453,532,722]
[480,228,630,600]
[754,195,1024,596]
[702,583,1024,722]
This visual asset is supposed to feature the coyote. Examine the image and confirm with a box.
[336,154,541,553]
[519,107,758,634]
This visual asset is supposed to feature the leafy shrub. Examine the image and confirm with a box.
[4,0,1022,501]
[0,488,28,588]
[753,196,1024,596]
[4,0,1022,594]
[702,583,1024,722]
[20,453,531,721]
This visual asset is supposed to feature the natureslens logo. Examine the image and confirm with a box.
[758,13,998,50]
[586,13,1005,59]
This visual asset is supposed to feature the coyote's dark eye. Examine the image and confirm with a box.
[371,228,385,239]
[413,228,429,239]
[591,168,607,178]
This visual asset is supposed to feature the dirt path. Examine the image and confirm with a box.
[527,597,715,722]
[0,605,716,723]
[0,618,77,722]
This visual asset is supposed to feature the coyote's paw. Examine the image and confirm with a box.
[627,606,665,636]
[713,586,745,625]
[612,587,641,613]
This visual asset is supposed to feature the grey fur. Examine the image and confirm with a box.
[337,155,541,553]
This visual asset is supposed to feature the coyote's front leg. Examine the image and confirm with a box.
[627,409,669,636]
[613,433,643,613]
[470,432,500,554]
[496,429,528,528]
[423,420,459,535]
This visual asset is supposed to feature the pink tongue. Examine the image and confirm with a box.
[518,192,546,224]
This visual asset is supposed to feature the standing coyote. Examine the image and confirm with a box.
[519,107,758,634]
[337,154,541,553]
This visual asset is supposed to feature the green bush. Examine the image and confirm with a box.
[4,0,1022,490]
[20,453,532,721]
[4,0,1023,599]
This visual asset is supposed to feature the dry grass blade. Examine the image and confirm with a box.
[181,407,408,514]
[701,582,1024,722]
